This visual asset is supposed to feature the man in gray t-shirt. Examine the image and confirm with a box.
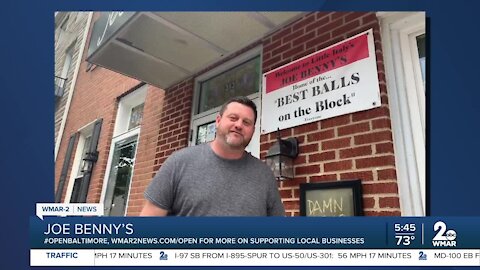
[140,96,285,216]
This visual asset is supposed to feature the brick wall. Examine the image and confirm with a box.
[260,12,399,216]
[56,12,400,217]
[126,80,193,216]
[126,12,400,216]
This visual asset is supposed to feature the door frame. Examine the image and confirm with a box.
[378,12,426,216]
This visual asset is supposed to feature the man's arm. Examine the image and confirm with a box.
[139,200,168,216]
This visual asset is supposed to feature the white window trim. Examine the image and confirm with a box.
[408,30,426,128]
[100,85,147,216]
[378,12,426,216]
[112,85,147,137]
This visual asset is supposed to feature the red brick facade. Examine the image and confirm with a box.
[55,12,400,217]
[260,12,398,216]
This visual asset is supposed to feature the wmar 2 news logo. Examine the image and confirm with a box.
[432,221,457,247]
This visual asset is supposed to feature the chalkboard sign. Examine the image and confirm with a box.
[300,180,363,216]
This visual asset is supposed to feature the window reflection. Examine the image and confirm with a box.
[104,135,138,216]
[198,56,260,114]
[128,103,144,130]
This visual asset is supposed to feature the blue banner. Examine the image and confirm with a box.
[31,217,480,249]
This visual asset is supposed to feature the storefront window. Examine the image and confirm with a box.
[197,56,260,114]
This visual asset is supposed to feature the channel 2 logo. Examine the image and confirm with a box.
[432,221,457,247]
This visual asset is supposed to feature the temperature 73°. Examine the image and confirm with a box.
[395,235,415,246]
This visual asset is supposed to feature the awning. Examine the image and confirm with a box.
[87,12,304,89]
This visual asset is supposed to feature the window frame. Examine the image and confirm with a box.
[196,55,261,115]
[378,12,426,216]
[112,85,147,137]
[191,47,262,121]
[189,47,262,157]
[99,85,147,216]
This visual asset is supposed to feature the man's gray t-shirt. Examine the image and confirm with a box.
[144,143,285,216]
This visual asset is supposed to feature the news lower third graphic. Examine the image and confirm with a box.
[30,203,480,266]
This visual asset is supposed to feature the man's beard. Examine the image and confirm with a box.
[222,131,251,149]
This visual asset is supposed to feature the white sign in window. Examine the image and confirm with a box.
[196,121,216,145]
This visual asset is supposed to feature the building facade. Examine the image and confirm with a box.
[54,12,92,161]
[54,11,426,216]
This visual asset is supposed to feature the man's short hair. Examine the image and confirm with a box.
[219,96,257,123]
